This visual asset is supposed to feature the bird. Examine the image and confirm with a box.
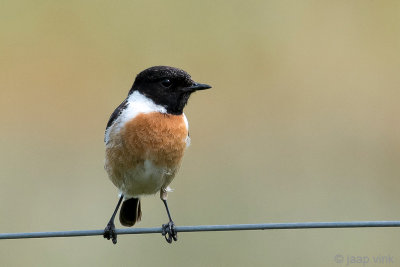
[103,66,211,244]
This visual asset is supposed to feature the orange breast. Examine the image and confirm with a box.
[105,112,188,194]
[122,112,188,168]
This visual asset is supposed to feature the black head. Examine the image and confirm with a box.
[129,66,211,115]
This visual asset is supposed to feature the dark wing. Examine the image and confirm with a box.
[104,99,128,142]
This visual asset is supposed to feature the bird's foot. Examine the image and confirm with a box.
[103,221,118,244]
[162,221,178,243]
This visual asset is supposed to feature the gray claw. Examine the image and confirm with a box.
[162,221,178,243]
[104,222,118,244]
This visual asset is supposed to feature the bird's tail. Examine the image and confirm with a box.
[119,197,142,227]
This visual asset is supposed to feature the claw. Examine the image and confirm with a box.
[103,221,118,244]
[162,221,178,244]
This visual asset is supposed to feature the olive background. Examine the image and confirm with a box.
[1,1,400,266]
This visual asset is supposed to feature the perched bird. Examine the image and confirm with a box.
[103,66,211,244]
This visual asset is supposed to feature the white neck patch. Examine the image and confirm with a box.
[105,91,167,144]
[125,90,167,116]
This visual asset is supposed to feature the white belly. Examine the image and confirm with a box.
[118,160,176,198]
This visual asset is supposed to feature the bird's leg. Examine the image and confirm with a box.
[160,189,178,243]
[103,194,124,244]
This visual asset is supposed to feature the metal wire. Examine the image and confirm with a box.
[1,221,400,240]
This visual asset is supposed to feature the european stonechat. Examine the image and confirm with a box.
[103,66,211,244]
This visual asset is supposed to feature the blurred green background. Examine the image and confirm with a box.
[1,0,400,266]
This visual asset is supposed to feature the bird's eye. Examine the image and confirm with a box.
[161,79,172,88]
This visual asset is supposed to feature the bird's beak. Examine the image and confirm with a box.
[186,82,212,92]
